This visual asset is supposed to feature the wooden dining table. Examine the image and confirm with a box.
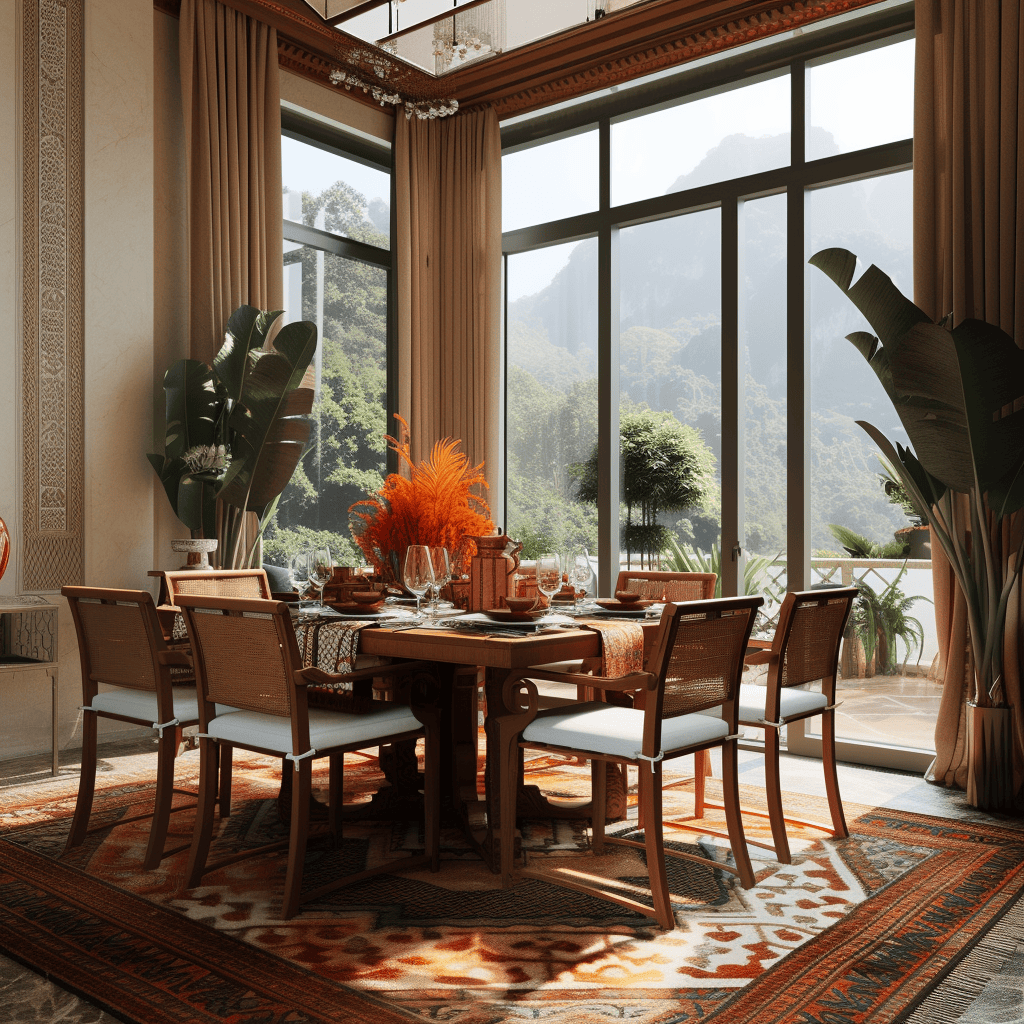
[356,617,660,874]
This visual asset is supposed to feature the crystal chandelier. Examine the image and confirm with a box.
[431,1,506,75]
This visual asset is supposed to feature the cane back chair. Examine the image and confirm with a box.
[615,570,718,604]
[61,586,201,870]
[697,587,857,864]
[177,594,441,920]
[497,595,763,929]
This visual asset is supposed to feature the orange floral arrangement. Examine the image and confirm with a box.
[349,416,494,581]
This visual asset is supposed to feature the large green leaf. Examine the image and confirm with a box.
[214,306,284,404]
[809,248,1024,514]
[217,323,317,518]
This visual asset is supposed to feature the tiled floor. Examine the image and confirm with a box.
[0,736,1019,1023]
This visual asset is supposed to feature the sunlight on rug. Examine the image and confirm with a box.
[2,746,1023,1024]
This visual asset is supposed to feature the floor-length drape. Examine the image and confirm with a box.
[914,0,1024,791]
[395,108,502,508]
[179,0,284,367]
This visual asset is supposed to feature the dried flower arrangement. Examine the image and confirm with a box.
[349,416,494,582]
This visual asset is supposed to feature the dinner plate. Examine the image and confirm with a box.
[584,607,652,619]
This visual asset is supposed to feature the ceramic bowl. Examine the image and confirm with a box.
[613,590,643,604]
[504,596,537,613]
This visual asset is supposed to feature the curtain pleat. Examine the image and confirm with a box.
[914,0,1024,791]
[179,0,283,367]
[395,108,502,511]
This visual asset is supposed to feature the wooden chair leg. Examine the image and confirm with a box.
[218,742,233,818]
[185,737,221,888]
[282,761,312,919]
[328,752,343,847]
[763,727,792,864]
[641,763,673,929]
[821,709,849,839]
[498,726,522,889]
[143,727,177,870]
[422,728,440,873]
[693,749,707,817]
[65,711,98,854]
[591,759,607,854]
[720,739,755,888]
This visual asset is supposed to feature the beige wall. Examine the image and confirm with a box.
[1,4,395,760]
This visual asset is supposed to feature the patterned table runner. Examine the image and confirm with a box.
[575,618,645,677]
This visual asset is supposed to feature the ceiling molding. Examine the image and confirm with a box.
[156,0,888,119]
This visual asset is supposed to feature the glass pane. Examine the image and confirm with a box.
[808,171,939,752]
[807,38,914,161]
[506,240,598,560]
[282,136,390,247]
[503,131,599,232]
[611,75,790,207]
[741,194,787,619]
[268,245,388,568]
[619,209,721,575]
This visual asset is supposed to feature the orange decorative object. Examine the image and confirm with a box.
[0,517,8,582]
[349,416,494,583]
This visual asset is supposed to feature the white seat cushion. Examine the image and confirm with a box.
[205,705,422,756]
[522,701,729,761]
[738,683,828,724]
[89,686,201,726]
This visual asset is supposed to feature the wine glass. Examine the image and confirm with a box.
[569,548,595,611]
[307,545,333,609]
[427,546,452,616]
[403,545,435,616]
[535,552,562,610]
[289,550,312,604]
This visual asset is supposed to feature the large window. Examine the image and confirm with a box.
[267,116,393,569]
[503,12,936,768]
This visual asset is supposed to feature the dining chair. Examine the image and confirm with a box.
[615,569,717,603]
[496,595,763,929]
[176,593,441,920]
[695,586,858,865]
[61,586,202,870]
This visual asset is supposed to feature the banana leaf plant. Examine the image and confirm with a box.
[809,248,1024,706]
[148,306,317,568]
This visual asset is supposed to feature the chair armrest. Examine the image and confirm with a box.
[743,648,777,666]
[514,665,656,694]
[295,660,430,688]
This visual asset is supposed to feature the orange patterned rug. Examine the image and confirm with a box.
[1,744,1023,1023]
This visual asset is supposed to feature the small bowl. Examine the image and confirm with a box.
[613,590,643,604]
[504,596,537,613]
[350,590,384,605]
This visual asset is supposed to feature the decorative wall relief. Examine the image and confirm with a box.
[21,0,85,591]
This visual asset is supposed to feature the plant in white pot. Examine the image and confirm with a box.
[148,306,317,569]
[810,248,1024,810]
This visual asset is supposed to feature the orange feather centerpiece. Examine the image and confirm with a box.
[348,416,494,584]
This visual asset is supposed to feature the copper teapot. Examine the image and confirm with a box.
[468,532,522,611]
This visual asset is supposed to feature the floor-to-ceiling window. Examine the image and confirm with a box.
[266,112,394,569]
[502,4,935,769]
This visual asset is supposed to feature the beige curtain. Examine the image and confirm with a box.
[179,0,284,367]
[395,107,502,509]
[914,0,1024,789]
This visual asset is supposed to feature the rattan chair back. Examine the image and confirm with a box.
[615,570,717,603]
[177,594,299,719]
[773,588,857,689]
[655,597,761,722]
[64,587,167,694]
[164,569,271,604]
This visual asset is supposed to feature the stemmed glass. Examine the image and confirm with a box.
[289,550,312,605]
[427,547,452,616]
[535,552,562,610]
[307,545,333,609]
[403,545,435,616]
[569,548,595,612]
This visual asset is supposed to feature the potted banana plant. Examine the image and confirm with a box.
[810,248,1024,810]
[148,306,318,569]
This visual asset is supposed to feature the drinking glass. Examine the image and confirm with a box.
[307,545,333,609]
[535,553,562,609]
[427,546,452,615]
[289,550,312,603]
[569,548,595,611]
[403,545,435,615]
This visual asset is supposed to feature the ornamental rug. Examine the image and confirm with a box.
[1,746,1023,1024]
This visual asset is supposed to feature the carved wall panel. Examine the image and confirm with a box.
[21,0,85,591]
